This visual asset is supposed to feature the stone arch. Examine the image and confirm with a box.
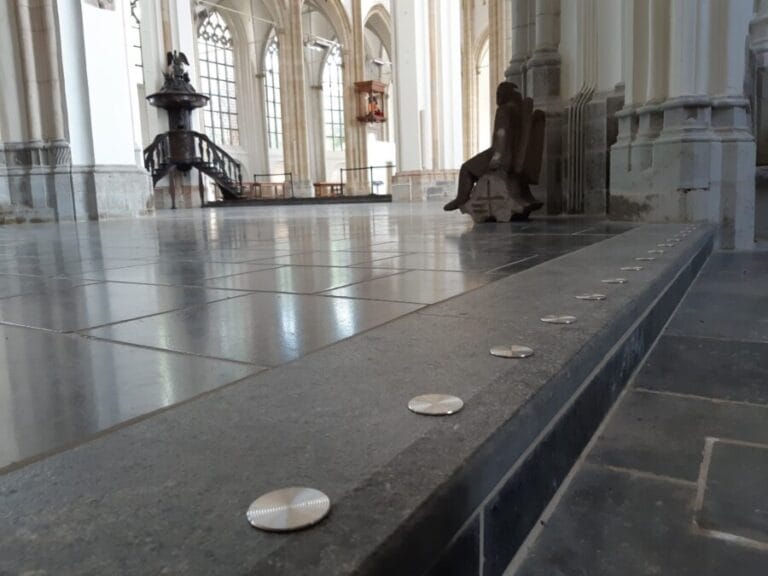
[364,3,392,59]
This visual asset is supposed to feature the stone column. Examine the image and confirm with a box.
[345,0,369,193]
[710,0,756,248]
[15,0,43,141]
[460,0,475,159]
[632,0,668,171]
[505,0,530,89]
[278,0,312,196]
[525,0,562,214]
[752,0,768,239]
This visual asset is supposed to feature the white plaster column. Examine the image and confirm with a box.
[54,0,151,220]
[391,0,422,172]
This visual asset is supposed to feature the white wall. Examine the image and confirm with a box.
[82,3,138,166]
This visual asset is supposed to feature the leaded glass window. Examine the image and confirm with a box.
[322,45,344,152]
[129,0,143,72]
[264,36,282,150]
[197,10,239,146]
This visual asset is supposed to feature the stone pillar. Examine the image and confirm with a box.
[751,0,768,239]
[631,0,668,172]
[57,0,152,220]
[525,0,562,214]
[460,0,475,159]
[505,0,530,89]
[611,0,755,249]
[345,0,369,193]
[278,0,312,196]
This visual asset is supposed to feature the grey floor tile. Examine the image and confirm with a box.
[0,257,153,278]
[0,282,237,332]
[84,292,423,365]
[0,325,259,470]
[78,260,281,285]
[322,270,490,304]
[666,290,768,342]
[253,250,403,267]
[205,265,401,293]
[0,274,95,299]
[350,252,538,272]
[696,441,768,544]
[588,390,768,482]
[636,335,768,404]
[515,465,768,576]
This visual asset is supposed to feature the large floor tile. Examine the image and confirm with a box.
[636,335,768,404]
[0,282,236,332]
[0,274,95,299]
[322,270,490,304]
[666,290,768,342]
[253,250,404,267]
[205,265,401,293]
[587,390,768,482]
[78,260,282,285]
[84,292,422,365]
[0,325,259,470]
[0,257,152,278]
[696,440,768,544]
[515,465,768,576]
[350,252,538,272]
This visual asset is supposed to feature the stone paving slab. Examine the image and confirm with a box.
[0,223,712,576]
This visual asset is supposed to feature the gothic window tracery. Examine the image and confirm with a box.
[322,45,345,152]
[129,0,143,73]
[197,10,239,146]
[264,36,282,150]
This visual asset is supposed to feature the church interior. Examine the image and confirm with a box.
[1,1,768,575]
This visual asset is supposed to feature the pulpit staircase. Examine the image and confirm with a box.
[143,131,244,201]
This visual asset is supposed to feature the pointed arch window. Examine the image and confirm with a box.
[264,35,282,150]
[129,0,143,72]
[197,10,239,146]
[322,45,345,152]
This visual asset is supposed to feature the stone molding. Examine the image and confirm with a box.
[0,141,71,170]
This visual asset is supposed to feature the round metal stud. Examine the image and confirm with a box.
[541,315,577,324]
[621,266,643,271]
[490,345,534,359]
[247,487,331,532]
[636,257,656,262]
[575,293,607,301]
[408,394,464,416]
[602,278,628,284]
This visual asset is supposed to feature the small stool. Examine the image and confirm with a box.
[372,180,384,195]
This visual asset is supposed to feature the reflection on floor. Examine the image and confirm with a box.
[0,204,631,471]
[512,251,768,575]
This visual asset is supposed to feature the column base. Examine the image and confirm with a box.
[609,97,756,249]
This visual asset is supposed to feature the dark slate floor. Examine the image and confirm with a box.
[0,204,631,472]
[512,251,768,575]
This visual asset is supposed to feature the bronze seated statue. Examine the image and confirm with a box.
[444,82,545,222]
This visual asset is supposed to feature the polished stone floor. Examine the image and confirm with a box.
[0,204,631,471]
[513,251,768,575]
